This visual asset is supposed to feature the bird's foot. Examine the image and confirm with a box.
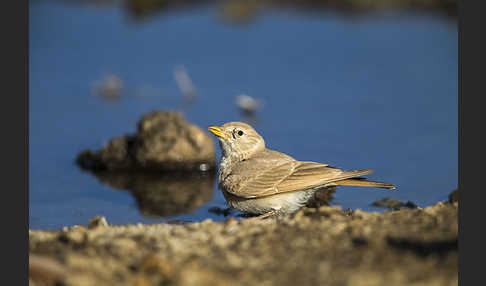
[254,210,278,220]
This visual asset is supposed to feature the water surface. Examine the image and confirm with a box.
[29,1,457,229]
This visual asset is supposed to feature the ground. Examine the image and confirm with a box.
[29,200,457,286]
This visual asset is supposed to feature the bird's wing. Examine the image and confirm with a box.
[230,161,372,198]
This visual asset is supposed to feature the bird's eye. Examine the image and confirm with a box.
[237,130,244,136]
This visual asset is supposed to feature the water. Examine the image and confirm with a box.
[29,0,457,229]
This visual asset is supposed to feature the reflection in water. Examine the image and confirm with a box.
[219,0,260,24]
[125,0,210,19]
[58,0,457,21]
[86,170,216,217]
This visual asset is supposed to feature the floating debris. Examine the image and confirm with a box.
[235,94,263,115]
[173,65,198,102]
[235,94,264,125]
[92,74,124,101]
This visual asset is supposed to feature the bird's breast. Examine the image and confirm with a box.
[217,156,232,183]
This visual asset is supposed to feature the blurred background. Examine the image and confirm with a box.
[29,0,457,229]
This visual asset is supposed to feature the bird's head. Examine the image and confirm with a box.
[208,122,265,161]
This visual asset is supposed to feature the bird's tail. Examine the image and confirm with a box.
[334,178,396,190]
[331,169,396,190]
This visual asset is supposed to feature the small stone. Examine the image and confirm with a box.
[403,201,418,209]
[352,209,369,219]
[89,216,108,229]
[224,217,238,234]
[371,197,405,210]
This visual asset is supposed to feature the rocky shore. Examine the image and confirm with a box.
[29,199,457,286]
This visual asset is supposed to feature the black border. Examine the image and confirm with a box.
[5,0,28,284]
[459,1,486,285]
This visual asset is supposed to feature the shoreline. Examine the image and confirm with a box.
[30,200,458,286]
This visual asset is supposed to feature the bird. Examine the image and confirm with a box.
[207,122,396,219]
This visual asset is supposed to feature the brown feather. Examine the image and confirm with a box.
[333,178,396,189]
[229,158,375,198]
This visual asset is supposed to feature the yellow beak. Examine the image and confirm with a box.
[208,126,224,138]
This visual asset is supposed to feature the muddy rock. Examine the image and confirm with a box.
[372,197,418,210]
[76,111,216,172]
[449,189,459,203]
[30,201,457,286]
[88,216,108,229]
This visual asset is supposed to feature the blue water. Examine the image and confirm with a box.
[29,0,457,229]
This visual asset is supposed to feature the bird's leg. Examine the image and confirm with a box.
[254,210,278,220]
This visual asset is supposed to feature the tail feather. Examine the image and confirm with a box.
[334,178,396,190]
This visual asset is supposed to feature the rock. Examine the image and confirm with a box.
[76,111,216,172]
[58,229,87,245]
[89,216,108,229]
[448,189,459,203]
[372,197,418,210]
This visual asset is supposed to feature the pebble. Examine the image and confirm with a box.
[89,216,109,229]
